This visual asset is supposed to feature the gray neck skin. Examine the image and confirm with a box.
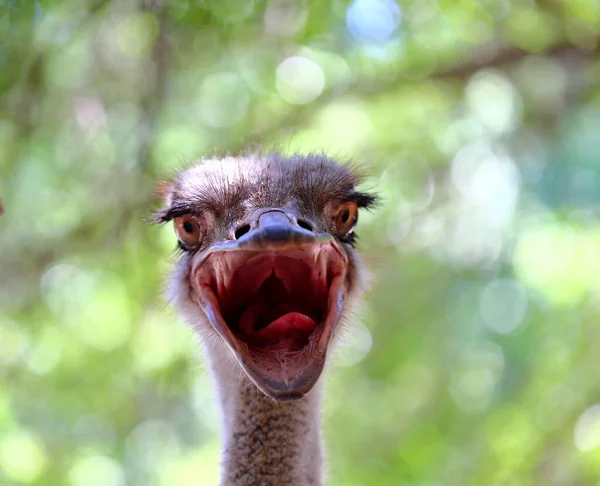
[206,344,323,486]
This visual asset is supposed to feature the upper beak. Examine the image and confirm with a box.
[208,209,333,254]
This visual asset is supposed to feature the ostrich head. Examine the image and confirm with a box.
[155,154,376,400]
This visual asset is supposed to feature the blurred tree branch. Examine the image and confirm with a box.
[242,42,599,151]
[436,43,598,81]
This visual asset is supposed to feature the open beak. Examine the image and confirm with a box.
[190,210,349,400]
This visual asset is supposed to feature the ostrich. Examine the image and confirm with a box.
[154,153,377,485]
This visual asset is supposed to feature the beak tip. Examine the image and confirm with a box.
[237,223,317,250]
[261,224,293,244]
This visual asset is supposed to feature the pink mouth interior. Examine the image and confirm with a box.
[195,245,347,392]
[236,277,316,347]
[221,254,328,352]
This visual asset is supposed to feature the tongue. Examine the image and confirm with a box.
[257,312,317,339]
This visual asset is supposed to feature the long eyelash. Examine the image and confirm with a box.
[150,209,175,224]
[150,202,195,223]
[348,191,378,209]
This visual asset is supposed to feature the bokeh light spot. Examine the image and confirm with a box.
[276,56,325,105]
[132,312,193,373]
[69,455,125,486]
[346,0,402,43]
[574,405,600,452]
[466,71,523,134]
[480,279,528,334]
[451,142,521,228]
[280,97,373,155]
[0,430,47,483]
[514,223,600,306]
[42,265,132,351]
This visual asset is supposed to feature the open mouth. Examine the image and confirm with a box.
[192,243,347,399]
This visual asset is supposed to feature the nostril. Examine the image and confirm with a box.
[297,219,313,232]
[234,224,251,240]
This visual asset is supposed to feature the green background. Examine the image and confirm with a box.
[2,0,600,484]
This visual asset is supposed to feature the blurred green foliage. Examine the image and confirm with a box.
[2,0,600,485]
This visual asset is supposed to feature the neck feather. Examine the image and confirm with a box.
[205,342,323,486]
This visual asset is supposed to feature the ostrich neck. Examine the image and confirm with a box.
[206,344,323,486]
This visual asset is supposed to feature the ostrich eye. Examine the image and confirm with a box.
[335,202,358,236]
[174,214,202,249]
